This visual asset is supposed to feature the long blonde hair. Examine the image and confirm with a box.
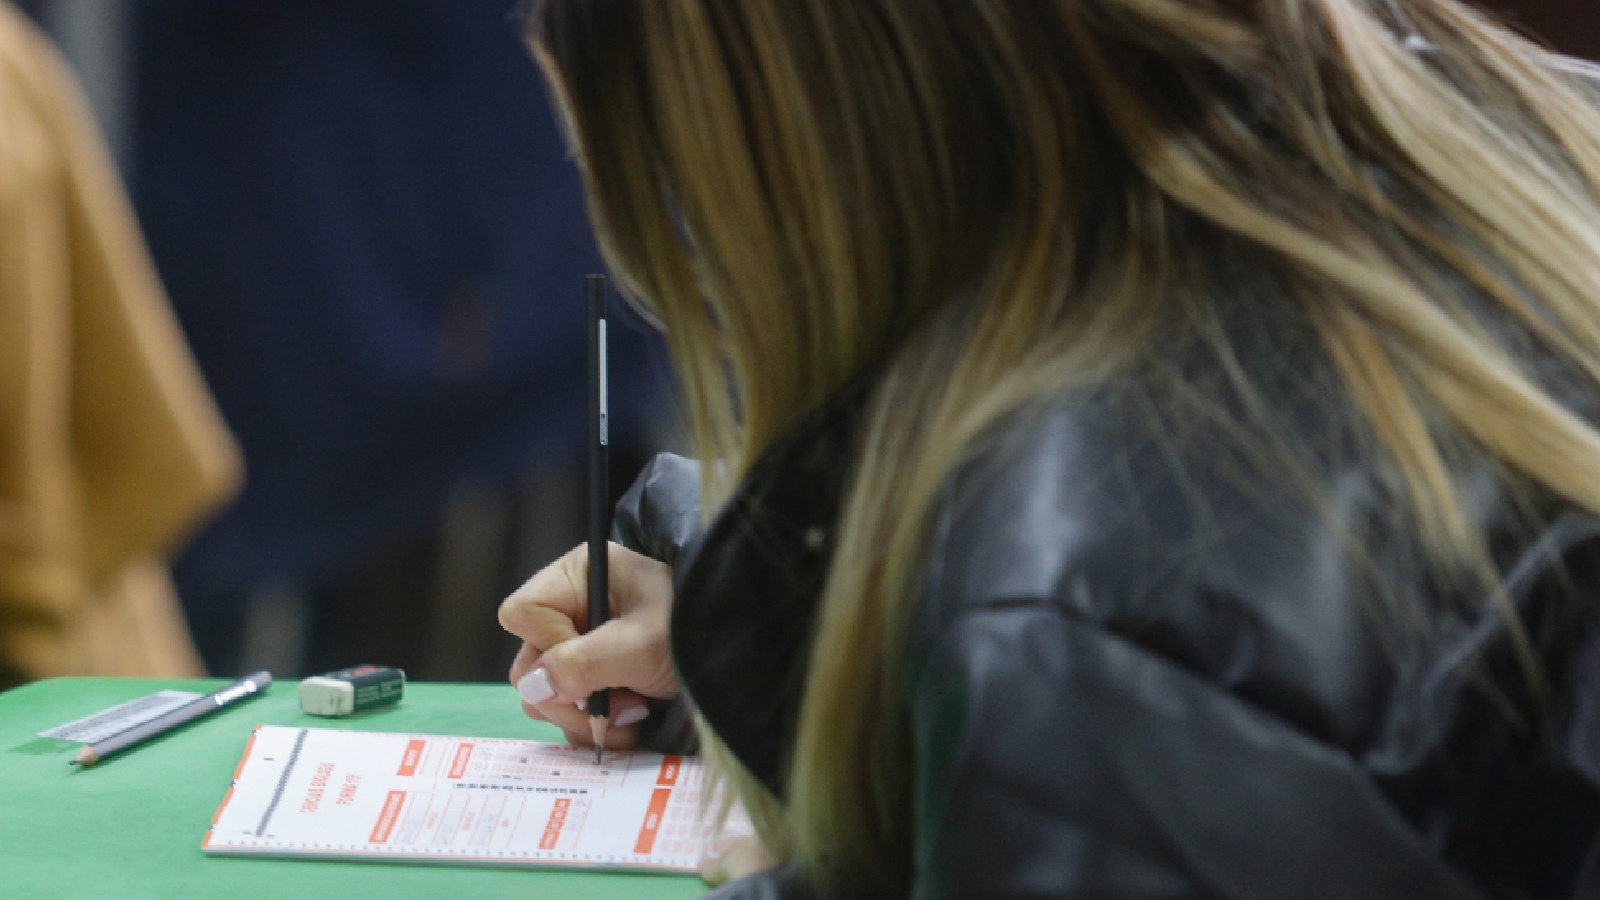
[531,0,1600,891]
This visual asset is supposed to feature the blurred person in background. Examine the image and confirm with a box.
[501,1,1600,896]
[0,0,239,689]
[124,0,667,680]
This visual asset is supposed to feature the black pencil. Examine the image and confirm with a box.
[586,275,611,763]
[71,672,271,766]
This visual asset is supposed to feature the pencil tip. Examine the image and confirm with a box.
[588,715,608,764]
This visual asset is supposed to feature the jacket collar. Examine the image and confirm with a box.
[670,379,870,798]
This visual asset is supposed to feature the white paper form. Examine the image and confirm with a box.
[204,726,726,871]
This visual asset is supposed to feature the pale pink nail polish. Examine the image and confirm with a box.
[517,668,556,705]
[613,705,649,728]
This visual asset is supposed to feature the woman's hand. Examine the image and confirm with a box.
[498,542,677,750]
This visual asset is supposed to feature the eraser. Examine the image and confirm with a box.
[299,665,405,717]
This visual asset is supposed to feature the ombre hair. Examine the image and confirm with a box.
[530,1,1600,892]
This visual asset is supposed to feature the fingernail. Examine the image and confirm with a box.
[614,705,649,728]
[517,668,556,705]
[575,698,586,711]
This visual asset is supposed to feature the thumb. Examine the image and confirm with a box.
[534,617,674,702]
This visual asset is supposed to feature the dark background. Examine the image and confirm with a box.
[1488,0,1600,60]
[13,0,1597,685]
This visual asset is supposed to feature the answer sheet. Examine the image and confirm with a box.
[205,726,727,871]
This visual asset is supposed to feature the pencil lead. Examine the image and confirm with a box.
[588,714,608,760]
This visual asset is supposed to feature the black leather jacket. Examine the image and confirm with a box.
[612,380,1600,898]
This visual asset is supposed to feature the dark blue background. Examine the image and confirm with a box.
[130,0,666,620]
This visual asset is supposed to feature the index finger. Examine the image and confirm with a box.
[498,542,671,648]
[499,545,591,637]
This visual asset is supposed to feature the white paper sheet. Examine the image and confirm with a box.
[205,726,732,871]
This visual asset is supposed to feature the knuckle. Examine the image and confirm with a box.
[496,595,527,632]
[544,642,589,695]
[498,592,551,636]
[561,547,589,584]
[506,608,578,652]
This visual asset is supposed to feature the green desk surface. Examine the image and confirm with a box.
[0,677,708,899]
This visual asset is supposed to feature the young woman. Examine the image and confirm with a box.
[499,2,1600,895]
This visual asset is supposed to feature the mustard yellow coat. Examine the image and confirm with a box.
[0,2,242,686]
